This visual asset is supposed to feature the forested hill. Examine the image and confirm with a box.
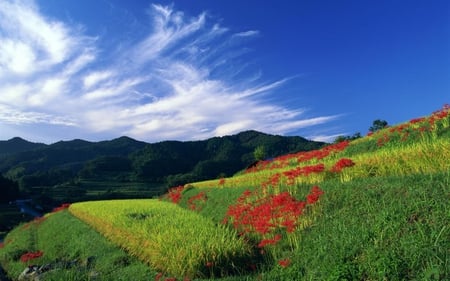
[0,137,46,156]
[0,131,324,198]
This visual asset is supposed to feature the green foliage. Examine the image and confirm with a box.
[0,176,20,203]
[369,119,388,132]
[253,145,266,161]
[0,131,323,199]
[0,211,154,280]
[1,106,449,280]
[272,174,450,280]
[0,137,45,156]
[70,200,253,279]
[333,132,361,143]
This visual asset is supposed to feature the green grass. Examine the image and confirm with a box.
[1,105,449,280]
[263,173,449,280]
[0,210,154,281]
[69,199,254,279]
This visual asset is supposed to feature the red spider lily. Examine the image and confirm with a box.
[331,158,355,173]
[187,192,208,211]
[52,203,71,212]
[22,216,47,230]
[205,261,214,267]
[283,163,325,184]
[410,117,426,124]
[225,186,323,240]
[306,186,324,205]
[20,251,43,263]
[278,258,291,268]
[245,141,350,173]
[218,178,225,185]
[0,242,4,248]
[258,234,282,248]
[155,272,164,281]
[167,186,185,204]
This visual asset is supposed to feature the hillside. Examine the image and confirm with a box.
[0,105,448,280]
[0,137,46,156]
[0,131,324,213]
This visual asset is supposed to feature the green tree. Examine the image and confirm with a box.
[0,175,20,203]
[253,145,266,161]
[334,132,362,143]
[369,119,388,133]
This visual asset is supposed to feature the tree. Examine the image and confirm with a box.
[369,119,388,133]
[0,175,20,203]
[334,132,362,143]
[253,145,266,161]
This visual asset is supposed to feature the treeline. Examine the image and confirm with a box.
[0,131,324,199]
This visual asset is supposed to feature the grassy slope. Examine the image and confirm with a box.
[1,105,449,280]
[0,211,155,281]
[177,173,449,280]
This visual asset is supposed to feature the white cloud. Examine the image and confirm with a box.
[0,39,36,74]
[83,71,115,89]
[0,0,75,69]
[233,30,260,38]
[0,1,341,143]
[0,104,76,126]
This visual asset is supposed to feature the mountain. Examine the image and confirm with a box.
[0,137,46,156]
[0,131,324,204]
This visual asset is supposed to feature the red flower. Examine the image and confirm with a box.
[306,186,324,204]
[278,258,291,268]
[155,272,163,281]
[52,203,71,212]
[257,234,282,248]
[167,186,185,204]
[331,158,355,173]
[205,261,214,267]
[0,242,4,248]
[20,251,43,263]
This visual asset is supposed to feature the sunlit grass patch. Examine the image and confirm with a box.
[69,199,253,279]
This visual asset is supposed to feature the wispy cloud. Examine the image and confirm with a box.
[0,1,340,143]
[233,30,260,38]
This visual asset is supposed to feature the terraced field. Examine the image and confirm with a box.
[0,105,449,280]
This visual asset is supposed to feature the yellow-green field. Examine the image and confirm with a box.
[1,105,449,280]
[69,199,253,279]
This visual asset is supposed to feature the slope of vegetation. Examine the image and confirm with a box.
[1,105,449,280]
[0,131,323,204]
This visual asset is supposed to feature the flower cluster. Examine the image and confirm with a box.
[20,251,43,263]
[278,258,291,268]
[367,104,450,145]
[282,163,325,185]
[257,234,282,248]
[224,186,324,245]
[166,186,185,204]
[331,158,355,173]
[22,216,46,230]
[187,192,208,211]
[52,203,71,212]
[245,141,350,173]
[306,186,325,205]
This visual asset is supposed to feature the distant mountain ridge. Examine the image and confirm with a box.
[0,131,325,203]
[0,137,46,156]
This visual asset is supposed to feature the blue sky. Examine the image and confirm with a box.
[0,0,448,144]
